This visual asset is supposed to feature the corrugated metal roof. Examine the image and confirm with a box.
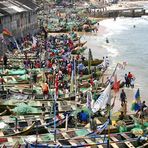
[0,0,39,16]
[16,0,39,10]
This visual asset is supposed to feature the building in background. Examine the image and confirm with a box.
[0,0,39,37]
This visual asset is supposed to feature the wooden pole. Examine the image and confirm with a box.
[65,113,68,131]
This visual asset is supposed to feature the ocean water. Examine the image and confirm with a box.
[81,16,148,99]
[99,16,148,99]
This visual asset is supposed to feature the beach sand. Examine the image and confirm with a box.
[79,21,139,115]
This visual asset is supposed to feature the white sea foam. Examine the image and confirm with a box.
[102,43,119,57]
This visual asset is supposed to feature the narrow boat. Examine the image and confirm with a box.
[0,122,35,137]
[1,131,147,148]
[0,112,72,137]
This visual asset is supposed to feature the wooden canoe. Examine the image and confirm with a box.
[2,131,146,148]
[0,122,35,137]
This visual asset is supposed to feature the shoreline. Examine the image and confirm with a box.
[81,17,147,114]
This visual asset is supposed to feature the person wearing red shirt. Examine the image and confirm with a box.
[128,72,133,83]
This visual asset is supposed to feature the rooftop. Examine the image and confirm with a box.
[0,0,39,16]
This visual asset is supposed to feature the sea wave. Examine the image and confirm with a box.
[102,44,119,57]
[99,17,148,38]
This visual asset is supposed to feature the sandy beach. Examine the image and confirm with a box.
[78,18,145,115]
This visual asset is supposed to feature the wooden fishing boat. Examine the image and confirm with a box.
[0,122,35,137]
[71,46,87,54]
[0,99,77,115]
[73,41,87,48]
[82,59,103,67]
[1,130,147,148]
[0,112,71,137]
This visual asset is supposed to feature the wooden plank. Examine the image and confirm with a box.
[98,145,104,148]
[68,139,78,146]
[0,131,4,136]
[110,136,118,142]
[121,133,130,139]
[96,119,102,124]
[84,138,96,144]
[20,116,25,120]
[110,143,119,148]
[124,141,135,148]
[62,133,70,139]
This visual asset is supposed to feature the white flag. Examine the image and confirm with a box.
[86,91,92,109]
[92,83,111,113]
[32,36,37,48]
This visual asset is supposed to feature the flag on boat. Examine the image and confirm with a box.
[2,28,12,36]
[86,91,92,109]
[92,83,111,113]
[87,119,110,136]
[96,119,110,134]
[55,74,59,97]
[131,88,141,111]
[32,36,37,48]
[113,74,120,93]
[97,56,109,70]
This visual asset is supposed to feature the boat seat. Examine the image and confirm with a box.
[84,138,96,145]
[124,141,135,148]
[98,145,104,148]
[110,136,118,142]
[0,131,4,136]
[68,139,78,146]
[110,143,119,148]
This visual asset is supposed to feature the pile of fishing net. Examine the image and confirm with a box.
[12,103,39,115]
[131,122,148,136]
[0,121,9,129]
[131,128,143,136]
[117,121,127,133]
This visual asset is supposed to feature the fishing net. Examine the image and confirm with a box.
[131,128,143,136]
[12,103,40,115]
[143,122,148,127]
[9,69,26,75]
[119,126,127,133]
[75,129,89,136]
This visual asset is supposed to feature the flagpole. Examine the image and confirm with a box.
[54,74,58,143]
[54,92,57,143]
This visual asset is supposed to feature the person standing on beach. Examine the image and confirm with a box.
[128,72,133,84]
[124,74,130,87]
[120,89,127,104]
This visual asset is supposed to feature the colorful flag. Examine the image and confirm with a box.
[88,49,91,74]
[113,74,120,93]
[135,88,140,101]
[86,91,92,109]
[32,36,37,48]
[55,74,59,97]
[2,28,12,36]
[131,89,141,111]
[92,83,111,113]
[87,119,109,136]
[96,119,109,134]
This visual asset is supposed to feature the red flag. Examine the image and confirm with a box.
[2,28,12,36]
[113,74,120,93]
[55,74,59,96]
